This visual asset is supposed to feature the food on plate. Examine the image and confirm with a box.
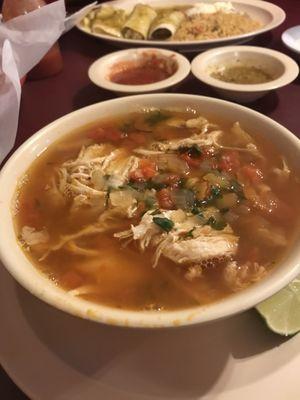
[80,2,262,42]
[211,64,274,84]
[121,4,157,40]
[109,51,178,85]
[174,11,262,40]
[14,109,300,311]
[82,6,127,38]
[149,10,185,40]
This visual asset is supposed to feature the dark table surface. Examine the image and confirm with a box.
[1,0,300,398]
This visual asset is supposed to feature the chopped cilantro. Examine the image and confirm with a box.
[147,180,167,191]
[185,228,195,238]
[128,180,147,192]
[105,188,111,208]
[197,186,223,206]
[178,145,202,158]
[210,186,222,199]
[153,217,174,232]
[145,111,169,126]
[230,180,245,199]
[120,121,133,133]
[178,177,186,188]
[206,216,227,231]
[150,209,161,215]
[144,196,156,209]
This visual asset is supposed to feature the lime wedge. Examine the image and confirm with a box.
[256,278,300,336]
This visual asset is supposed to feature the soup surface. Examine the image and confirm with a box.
[14,109,300,311]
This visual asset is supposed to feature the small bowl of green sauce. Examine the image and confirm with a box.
[191,46,299,103]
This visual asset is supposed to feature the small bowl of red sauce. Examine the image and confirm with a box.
[88,48,190,94]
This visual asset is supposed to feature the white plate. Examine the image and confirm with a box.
[76,0,285,52]
[1,261,300,400]
[282,26,300,57]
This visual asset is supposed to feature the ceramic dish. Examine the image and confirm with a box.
[191,46,299,103]
[282,26,300,58]
[88,48,190,94]
[1,262,300,400]
[77,0,285,52]
[0,94,300,329]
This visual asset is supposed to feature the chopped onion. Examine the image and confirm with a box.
[171,189,196,211]
[151,153,189,174]
[91,169,106,190]
[203,172,230,189]
[215,193,238,210]
[109,190,136,209]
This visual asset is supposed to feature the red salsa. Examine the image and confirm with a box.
[109,52,178,85]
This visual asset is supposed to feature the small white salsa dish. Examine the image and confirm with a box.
[191,46,299,103]
[88,47,191,94]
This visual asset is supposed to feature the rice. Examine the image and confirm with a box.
[174,11,262,41]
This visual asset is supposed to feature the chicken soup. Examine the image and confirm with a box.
[14,109,300,311]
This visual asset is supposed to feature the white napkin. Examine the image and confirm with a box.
[0,40,21,163]
[0,0,97,164]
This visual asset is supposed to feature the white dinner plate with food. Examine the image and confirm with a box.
[1,264,300,400]
[77,0,285,52]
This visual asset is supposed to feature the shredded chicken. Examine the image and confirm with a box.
[223,260,267,291]
[185,265,203,281]
[272,157,291,183]
[115,209,239,268]
[163,227,238,265]
[146,130,223,153]
[55,144,140,206]
[21,226,49,246]
[39,208,126,260]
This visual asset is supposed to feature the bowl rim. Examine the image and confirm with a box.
[88,47,191,93]
[1,93,300,328]
[191,45,299,92]
[282,25,300,55]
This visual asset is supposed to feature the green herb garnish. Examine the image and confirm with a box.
[178,145,202,158]
[144,196,156,209]
[120,121,134,133]
[153,217,174,232]
[210,186,222,199]
[230,180,245,199]
[145,111,169,126]
[105,188,111,208]
[185,228,195,238]
[128,180,147,192]
[206,216,227,231]
[150,209,161,216]
[147,180,167,191]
